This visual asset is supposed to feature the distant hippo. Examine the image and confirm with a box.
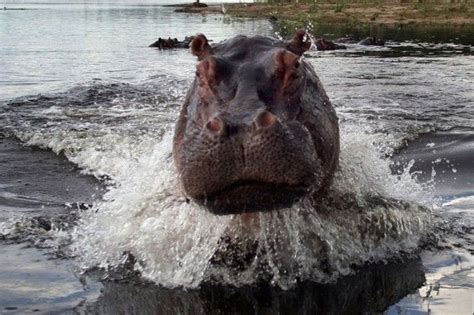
[149,36,195,50]
[358,36,385,46]
[173,31,340,214]
[315,38,346,51]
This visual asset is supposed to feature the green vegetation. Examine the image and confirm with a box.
[192,0,470,43]
[255,0,470,4]
[334,1,347,13]
[226,0,473,26]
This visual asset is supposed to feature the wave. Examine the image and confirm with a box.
[0,81,186,178]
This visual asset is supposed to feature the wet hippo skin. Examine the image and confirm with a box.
[149,36,194,50]
[358,36,385,46]
[87,258,425,315]
[315,38,347,51]
[173,31,340,214]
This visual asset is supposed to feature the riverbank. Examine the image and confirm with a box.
[173,2,473,28]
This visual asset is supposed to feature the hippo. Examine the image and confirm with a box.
[315,38,346,51]
[358,36,385,46]
[173,31,340,214]
[149,37,175,49]
[149,36,195,50]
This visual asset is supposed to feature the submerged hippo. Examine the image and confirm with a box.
[315,38,346,51]
[173,31,339,214]
[358,36,385,46]
[149,36,195,50]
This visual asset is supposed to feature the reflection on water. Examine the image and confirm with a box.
[314,42,472,58]
[82,259,425,315]
[277,21,474,46]
[388,250,474,315]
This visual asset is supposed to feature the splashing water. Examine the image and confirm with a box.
[65,124,434,289]
[67,133,231,287]
[0,79,436,289]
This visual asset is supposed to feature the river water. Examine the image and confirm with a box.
[0,1,473,314]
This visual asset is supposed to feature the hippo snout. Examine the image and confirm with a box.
[180,109,321,212]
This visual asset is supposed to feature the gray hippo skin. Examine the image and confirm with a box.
[358,36,385,46]
[173,31,340,214]
[315,38,346,51]
[149,36,195,50]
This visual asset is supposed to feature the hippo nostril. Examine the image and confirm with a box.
[206,116,224,134]
[254,111,277,129]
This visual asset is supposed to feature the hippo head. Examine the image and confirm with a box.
[173,31,339,214]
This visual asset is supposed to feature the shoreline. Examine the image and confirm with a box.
[172,2,474,27]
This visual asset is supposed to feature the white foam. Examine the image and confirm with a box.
[335,124,435,205]
[68,133,234,287]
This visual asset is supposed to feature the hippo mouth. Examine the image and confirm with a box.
[195,180,310,214]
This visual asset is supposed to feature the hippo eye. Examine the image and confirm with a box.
[195,71,200,78]
[294,61,300,69]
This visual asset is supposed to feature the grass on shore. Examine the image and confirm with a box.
[180,1,473,28]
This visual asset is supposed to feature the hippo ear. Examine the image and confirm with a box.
[196,56,220,99]
[286,30,312,56]
[191,34,211,60]
[273,50,301,95]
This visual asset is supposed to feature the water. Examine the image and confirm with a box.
[0,1,269,101]
[0,1,473,314]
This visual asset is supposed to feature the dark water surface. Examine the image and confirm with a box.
[0,1,473,314]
